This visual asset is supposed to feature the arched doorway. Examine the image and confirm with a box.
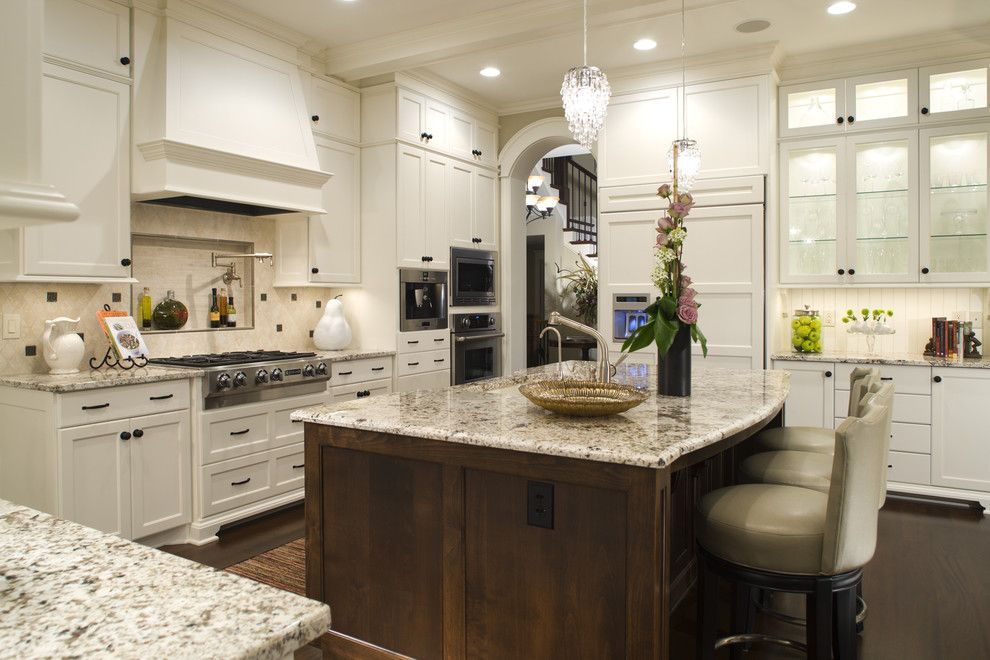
[498,118,598,373]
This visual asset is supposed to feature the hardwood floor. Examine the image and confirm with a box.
[161,495,989,659]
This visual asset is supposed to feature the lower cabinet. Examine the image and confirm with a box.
[396,330,451,392]
[932,368,990,493]
[59,409,190,539]
[771,360,835,427]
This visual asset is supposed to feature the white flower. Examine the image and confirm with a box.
[655,246,677,264]
[667,227,687,245]
[650,264,670,290]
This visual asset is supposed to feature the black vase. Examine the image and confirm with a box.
[658,324,692,396]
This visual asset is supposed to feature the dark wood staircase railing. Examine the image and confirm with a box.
[542,156,598,257]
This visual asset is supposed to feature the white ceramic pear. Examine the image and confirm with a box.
[313,297,352,350]
[43,317,85,374]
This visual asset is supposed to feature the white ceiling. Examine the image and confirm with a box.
[224,0,990,111]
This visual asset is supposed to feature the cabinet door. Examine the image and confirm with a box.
[44,0,131,77]
[273,216,310,287]
[424,153,449,268]
[310,141,361,284]
[599,88,679,187]
[779,79,846,138]
[779,138,847,284]
[396,145,428,268]
[685,77,769,178]
[448,161,475,249]
[129,410,191,539]
[932,368,990,492]
[920,59,990,123]
[773,361,835,428]
[397,89,427,144]
[308,76,360,143]
[472,168,498,251]
[449,111,475,161]
[59,420,131,537]
[473,121,497,166]
[424,100,449,151]
[845,69,917,131]
[919,124,990,283]
[844,131,919,283]
[26,64,130,278]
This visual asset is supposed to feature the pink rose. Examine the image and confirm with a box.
[677,192,694,206]
[679,287,697,302]
[657,183,672,198]
[656,232,668,247]
[680,275,692,287]
[677,303,698,325]
[657,215,674,231]
[670,202,691,217]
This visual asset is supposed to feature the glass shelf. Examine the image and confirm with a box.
[931,184,987,193]
[788,238,836,244]
[857,189,909,196]
[931,233,988,239]
[855,235,909,241]
[789,193,837,200]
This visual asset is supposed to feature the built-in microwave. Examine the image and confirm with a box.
[451,247,496,307]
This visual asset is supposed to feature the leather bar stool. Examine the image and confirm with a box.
[695,402,889,660]
[754,366,880,455]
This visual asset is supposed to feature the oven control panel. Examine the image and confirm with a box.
[452,313,500,333]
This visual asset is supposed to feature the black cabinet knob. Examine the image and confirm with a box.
[132,429,144,438]
[921,267,930,274]
[848,268,856,275]
[837,268,845,275]
[921,107,930,115]
[119,56,130,65]
[120,431,131,440]
[825,371,833,378]
[847,115,855,123]
[311,114,319,122]
[837,116,845,124]
[427,133,434,140]
[121,258,132,267]
[933,375,942,383]
[311,267,319,274]
[420,132,429,139]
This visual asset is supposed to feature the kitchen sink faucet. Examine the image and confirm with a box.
[546,311,612,383]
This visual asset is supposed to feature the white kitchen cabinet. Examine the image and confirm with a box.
[772,360,836,428]
[58,419,130,538]
[684,76,770,179]
[274,139,361,286]
[0,63,131,281]
[329,378,393,403]
[398,370,451,393]
[920,59,990,123]
[397,88,428,145]
[395,329,449,392]
[44,0,131,78]
[449,162,497,251]
[450,110,475,161]
[473,121,497,166]
[931,368,990,495]
[307,76,360,144]
[779,79,846,138]
[599,88,679,188]
[425,100,450,151]
[396,145,449,268]
[126,410,191,538]
[425,153,450,269]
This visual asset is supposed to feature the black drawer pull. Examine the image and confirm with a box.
[880,377,893,381]
[291,419,303,423]
[408,361,420,366]
[434,358,445,363]
[82,403,110,410]
[292,463,304,469]
[338,370,353,376]
[229,428,250,436]
[407,340,420,345]
[372,366,385,371]
[149,394,174,401]
[434,338,445,342]
[231,477,251,486]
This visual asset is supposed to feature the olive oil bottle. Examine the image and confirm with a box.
[209,288,221,328]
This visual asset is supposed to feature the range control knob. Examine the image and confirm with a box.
[233,371,247,388]
[315,362,328,376]
[216,373,232,390]
[271,368,284,382]
[460,317,472,329]
[488,316,496,326]
[256,369,269,384]
[303,364,316,377]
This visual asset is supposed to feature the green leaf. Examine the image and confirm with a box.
[657,296,677,320]
[654,313,679,355]
[644,299,660,315]
[621,319,656,353]
[691,324,709,358]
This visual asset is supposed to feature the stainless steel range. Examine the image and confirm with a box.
[149,350,330,409]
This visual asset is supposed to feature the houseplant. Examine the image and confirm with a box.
[557,255,598,326]
[620,181,707,396]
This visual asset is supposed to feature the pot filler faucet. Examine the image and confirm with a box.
[546,312,613,383]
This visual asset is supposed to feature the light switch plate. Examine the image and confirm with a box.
[2,314,21,340]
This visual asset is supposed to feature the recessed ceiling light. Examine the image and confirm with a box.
[633,38,657,51]
[735,19,771,34]
[827,1,857,15]
[480,67,501,78]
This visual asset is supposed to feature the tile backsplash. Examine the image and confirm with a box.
[0,204,344,374]
[777,287,989,355]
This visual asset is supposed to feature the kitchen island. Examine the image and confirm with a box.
[295,361,789,659]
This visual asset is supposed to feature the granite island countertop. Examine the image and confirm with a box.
[0,499,330,659]
[0,365,203,393]
[770,350,990,369]
[314,348,396,362]
[293,361,789,469]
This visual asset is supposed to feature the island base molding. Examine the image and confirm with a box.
[305,416,779,659]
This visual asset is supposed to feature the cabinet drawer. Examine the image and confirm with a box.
[397,330,450,354]
[58,380,190,428]
[273,443,305,493]
[834,363,931,395]
[273,393,328,450]
[398,349,449,376]
[329,378,393,403]
[887,450,931,486]
[835,390,931,425]
[836,419,931,454]
[201,454,272,517]
[204,413,270,464]
[331,357,393,385]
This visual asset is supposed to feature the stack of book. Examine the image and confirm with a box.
[929,318,964,358]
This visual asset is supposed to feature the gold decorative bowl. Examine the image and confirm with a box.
[519,380,648,417]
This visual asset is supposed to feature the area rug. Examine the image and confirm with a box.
[224,537,306,596]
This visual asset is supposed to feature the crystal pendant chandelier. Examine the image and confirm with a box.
[666,0,701,191]
[560,0,611,150]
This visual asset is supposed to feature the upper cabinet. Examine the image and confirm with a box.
[43,0,131,78]
[920,60,990,123]
[307,76,360,144]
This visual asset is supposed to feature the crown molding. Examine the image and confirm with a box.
[400,70,500,117]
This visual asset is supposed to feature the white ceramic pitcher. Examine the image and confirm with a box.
[43,317,85,374]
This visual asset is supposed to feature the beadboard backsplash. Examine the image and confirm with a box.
[776,287,989,355]
[0,204,346,375]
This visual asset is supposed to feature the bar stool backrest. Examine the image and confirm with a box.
[859,382,895,504]
[847,367,881,418]
[821,404,888,575]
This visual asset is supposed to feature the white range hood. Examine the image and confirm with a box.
[131,8,329,216]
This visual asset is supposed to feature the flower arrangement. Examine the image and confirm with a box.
[557,256,599,326]
[842,308,895,354]
[621,182,708,357]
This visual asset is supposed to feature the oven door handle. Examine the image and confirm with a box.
[455,332,505,343]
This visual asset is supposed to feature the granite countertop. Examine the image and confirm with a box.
[0,499,330,659]
[314,348,396,362]
[293,361,789,469]
[0,365,203,393]
[770,350,990,369]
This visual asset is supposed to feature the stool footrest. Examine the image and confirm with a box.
[753,593,868,626]
[715,633,807,653]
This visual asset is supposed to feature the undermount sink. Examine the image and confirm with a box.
[519,379,648,417]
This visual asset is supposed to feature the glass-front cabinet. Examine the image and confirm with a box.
[780,71,916,137]
[781,79,845,137]
[920,60,990,123]
[920,124,990,282]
